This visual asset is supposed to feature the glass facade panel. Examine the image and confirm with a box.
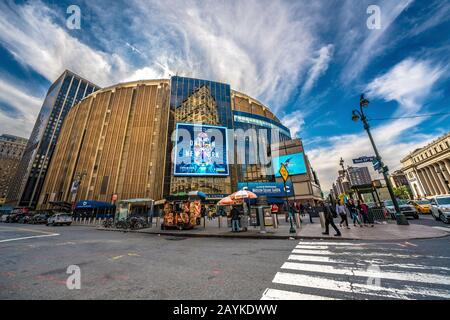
[8,71,100,207]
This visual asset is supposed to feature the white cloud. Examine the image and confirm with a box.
[366,58,445,113]
[0,1,129,87]
[302,44,334,96]
[281,110,306,139]
[123,0,322,113]
[0,77,42,137]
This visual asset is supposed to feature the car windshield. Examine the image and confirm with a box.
[437,197,450,205]
[385,200,407,206]
[417,200,430,205]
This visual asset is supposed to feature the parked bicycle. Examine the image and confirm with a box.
[102,218,114,228]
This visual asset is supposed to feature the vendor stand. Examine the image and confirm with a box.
[161,191,206,230]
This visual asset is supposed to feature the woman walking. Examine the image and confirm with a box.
[347,199,362,227]
[358,200,373,227]
[336,200,349,229]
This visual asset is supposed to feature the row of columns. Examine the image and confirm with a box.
[416,159,450,197]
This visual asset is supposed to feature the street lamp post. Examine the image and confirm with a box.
[352,95,409,225]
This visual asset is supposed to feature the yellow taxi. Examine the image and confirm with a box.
[408,200,432,214]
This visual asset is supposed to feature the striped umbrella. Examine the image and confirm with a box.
[230,189,258,200]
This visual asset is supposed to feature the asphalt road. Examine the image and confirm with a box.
[0,215,449,300]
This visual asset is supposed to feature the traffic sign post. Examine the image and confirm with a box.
[279,164,296,234]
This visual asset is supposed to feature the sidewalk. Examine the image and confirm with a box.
[97,216,450,241]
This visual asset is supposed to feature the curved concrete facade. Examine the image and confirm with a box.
[38,77,290,208]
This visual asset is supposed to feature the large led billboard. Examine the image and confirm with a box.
[174,123,229,176]
[272,152,307,177]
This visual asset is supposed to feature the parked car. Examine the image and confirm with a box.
[408,199,431,214]
[383,199,419,219]
[430,195,450,224]
[0,213,11,222]
[6,213,24,223]
[30,213,49,224]
[18,215,33,224]
[46,213,73,226]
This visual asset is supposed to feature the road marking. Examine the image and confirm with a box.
[0,227,57,235]
[433,226,450,232]
[127,253,140,257]
[297,241,365,246]
[272,272,450,300]
[0,233,59,243]
[281,262,450,286]
[295,245,329,250]
[111,255,124,260]
[288,254,354,264]
[292,249,449,259]
[293,249,335,255]
[261,288,339,300]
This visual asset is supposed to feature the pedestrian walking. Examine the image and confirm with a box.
[231,206,240,232]
[307,203,314,223]
[347,199,362,227]
[357,200,373,227]
[322,202,341,237]
[336,200,350,229]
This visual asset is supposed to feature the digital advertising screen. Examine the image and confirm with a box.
[173,123,229,176]
[272,152,307,177]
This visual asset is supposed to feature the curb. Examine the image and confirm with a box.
[96,227,449,241]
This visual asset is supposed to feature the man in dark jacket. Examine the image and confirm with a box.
[231,206,240,232]
[322,202,341,237]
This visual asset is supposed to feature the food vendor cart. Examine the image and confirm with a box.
[161,191,206,230]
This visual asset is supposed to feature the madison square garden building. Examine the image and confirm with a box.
[37,76,320,209]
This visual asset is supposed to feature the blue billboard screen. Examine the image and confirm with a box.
[174,123,229,176]
[273,152,307,177]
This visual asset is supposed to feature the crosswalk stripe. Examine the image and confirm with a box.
[292,249,448,259]
[261,288,339,300]
[295,245,329,250]
[281,261,450,286]
[272,272,450,300]
[288,254,354,264]
[293,249,335,255]
[297,241,365,246]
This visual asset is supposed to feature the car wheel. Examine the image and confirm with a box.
[414,214,419,219]
[433,212,440,221]
[440,212,450,224]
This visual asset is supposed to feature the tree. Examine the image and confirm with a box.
[393,186,411,200]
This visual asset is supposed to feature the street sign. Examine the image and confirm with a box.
[372,159,382,172]
[353,156,376,164]
[279,164,289,182]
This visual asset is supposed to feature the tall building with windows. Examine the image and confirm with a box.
[0,134,28,204]
[7,70,100,208]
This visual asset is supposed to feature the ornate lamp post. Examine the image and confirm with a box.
[351,94,408,225]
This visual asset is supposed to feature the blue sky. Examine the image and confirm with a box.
[0,0,449,190]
